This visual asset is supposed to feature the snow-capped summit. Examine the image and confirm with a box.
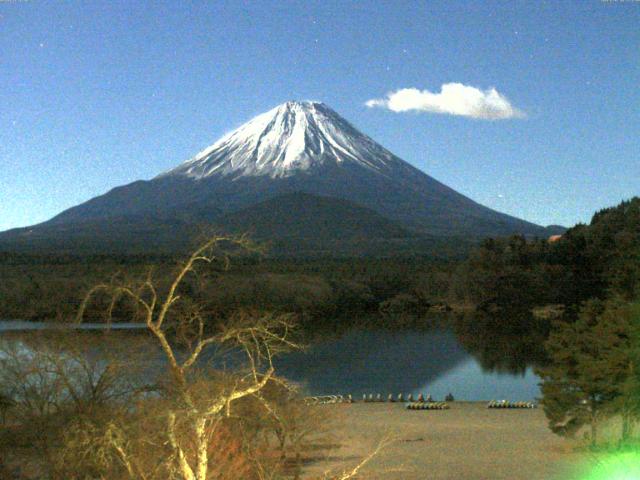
[161,101,399,179]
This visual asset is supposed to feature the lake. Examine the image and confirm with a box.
[275,329,541,401]
[0,320,541,402]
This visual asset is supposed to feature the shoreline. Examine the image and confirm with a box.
[303,402,585,480]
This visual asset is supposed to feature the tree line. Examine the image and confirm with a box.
[0,249,460,333]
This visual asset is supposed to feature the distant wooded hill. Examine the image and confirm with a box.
[456,196,640,311]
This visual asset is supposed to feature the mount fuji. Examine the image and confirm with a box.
[0,101,562,255]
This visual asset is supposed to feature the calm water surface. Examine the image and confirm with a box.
[0,320,147,331]
[0,320,541,401]
[275,329,540,401]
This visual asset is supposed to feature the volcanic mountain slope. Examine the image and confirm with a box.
[0,101,560,254]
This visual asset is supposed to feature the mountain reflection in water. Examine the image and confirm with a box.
[0,312,545,401]
[275,328,542,401]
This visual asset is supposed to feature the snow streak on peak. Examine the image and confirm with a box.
[161,101,400,180]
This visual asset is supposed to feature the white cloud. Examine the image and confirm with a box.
[365,83,525,120]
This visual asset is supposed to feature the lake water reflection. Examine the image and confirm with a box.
[0,320,542,401]
[275,329,541,401]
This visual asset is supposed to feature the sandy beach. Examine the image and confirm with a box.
[304,402,589,480]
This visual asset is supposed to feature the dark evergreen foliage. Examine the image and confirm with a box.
[536,299,640,445]
[457,197,640,311]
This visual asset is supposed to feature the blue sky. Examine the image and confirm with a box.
[1,0,638,231]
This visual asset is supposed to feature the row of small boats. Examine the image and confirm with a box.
[304,395,537,408]
[487,400,537,409]
[406,402,450,410]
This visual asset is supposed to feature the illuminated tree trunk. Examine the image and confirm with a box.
[195,417,209,480]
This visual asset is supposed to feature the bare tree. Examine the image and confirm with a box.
[1,236,392,479]
[0,331,149,478]
[320,435,397,480]
[76,235,301,480]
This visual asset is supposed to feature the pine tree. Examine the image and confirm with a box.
[538,300,615,446]
[602,300,640,443]
[538,299,640,446]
